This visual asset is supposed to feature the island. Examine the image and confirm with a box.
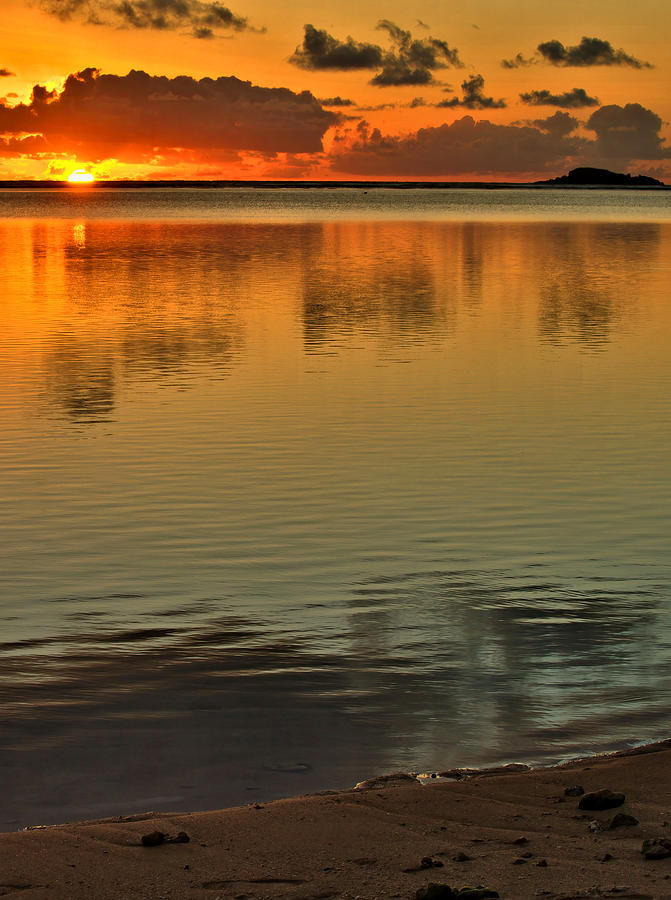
[538,166,665,186]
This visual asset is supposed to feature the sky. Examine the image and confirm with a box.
[0,0,669,180]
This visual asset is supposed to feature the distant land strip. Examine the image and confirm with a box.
[0,170,667,189]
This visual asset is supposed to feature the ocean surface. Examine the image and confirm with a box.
[1,187,670,829]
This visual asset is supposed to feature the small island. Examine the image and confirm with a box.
[538,166,665,187]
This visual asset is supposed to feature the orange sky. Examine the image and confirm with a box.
[0,0,669,180]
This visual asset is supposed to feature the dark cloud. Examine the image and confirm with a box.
[520,87,600,108]
[290,21,461,87]
[317,96,355,107]
[538,37,651,68]
[290,24,383,70]
[332,115,585,176]
[438,74,505,109]
[332,100,671,177]
[587,103,671,161]
[503,36,651,69]
[501,52,534,69]
[531,111,580,138]
[371,19,462,86]
[0,68,337,162]
[38,0,256,38]
[0,68,15,77]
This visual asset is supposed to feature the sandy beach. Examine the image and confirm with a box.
[2,740,671,899]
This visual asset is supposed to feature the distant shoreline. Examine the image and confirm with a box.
[0,179,669,190]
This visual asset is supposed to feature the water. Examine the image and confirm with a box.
[1,188,670,828]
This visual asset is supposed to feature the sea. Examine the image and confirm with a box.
[1,186,670,829]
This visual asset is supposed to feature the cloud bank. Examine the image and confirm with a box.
[503,36,651,69]
[38,0,255,38]
[331,102,670,177]
[0,68,14,77]
[520,88,600,108]
[291,21,461,86]
[0,68,337,161]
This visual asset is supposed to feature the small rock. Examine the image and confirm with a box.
[141,831,165,847]
[608,813,639,829]
[601,853,613,862]
[421,857,444,869]
[512,836,528,845]
[453,852,471,862]
[520,851,533,858]
[564,785,585,797]
[455,888,500,899]
[578,789,625,811]
[416,884,455,900]
[512,857,526,865]
[536,859,548,867]
[171,832,190,844]
[588,820,602,833]
[642,838,671,860]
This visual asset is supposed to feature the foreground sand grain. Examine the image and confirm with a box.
[3,741,671,899]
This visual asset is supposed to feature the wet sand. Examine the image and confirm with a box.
[2,740,671,899]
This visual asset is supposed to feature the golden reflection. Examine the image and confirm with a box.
[72,223,86,249]
[0,218,667,423]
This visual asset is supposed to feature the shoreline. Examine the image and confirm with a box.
[4,738,671,899]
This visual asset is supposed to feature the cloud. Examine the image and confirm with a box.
[371,19,462,86]
[503,36,651,69]
[290,25,383,70]
[317,96,355,107]
[501,52,534,69]
[0,68,15,77]
[586,103,671,161]
[331,101,671,177]
[0,67,337,162]
[531,111,580,138]
[520,87,600,108]
[37,0,256,38]
[332,115,584,176]
[290,21,461,86]
[438,74,505,109]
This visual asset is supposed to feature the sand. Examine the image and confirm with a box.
[2,740,671,899]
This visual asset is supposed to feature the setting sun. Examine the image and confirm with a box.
[67,169,94,184]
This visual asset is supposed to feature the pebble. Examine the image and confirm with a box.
[607,813,639,829]
[564,785,585,797]
[642,838,671,860]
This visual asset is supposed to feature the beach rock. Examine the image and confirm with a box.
[140,830,189,846]
[421,857,444,869]
[452,852,471,862]
[454,888,500,899]
[608,813,639,829]
[536,859,548,867]
[141,831,165,847]
[564,785,585,797]
[355,772,418,790]
[415,884,455,899]
[512,836,528,845]
[641,838,671,860]
[512,858,527,865]
[578,789,625,811]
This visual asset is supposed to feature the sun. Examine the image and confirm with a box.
[67,169,94,184]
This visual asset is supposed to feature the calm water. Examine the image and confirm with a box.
[1,189,670,828]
